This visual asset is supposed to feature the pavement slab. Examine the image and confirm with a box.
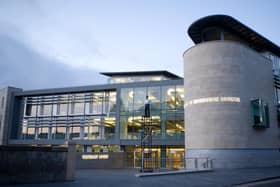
[4,167,280,187]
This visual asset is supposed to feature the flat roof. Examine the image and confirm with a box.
[100,70,182,79]
[15,79,184,97]
[188,15,280,56]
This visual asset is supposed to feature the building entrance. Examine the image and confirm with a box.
[133,147,184,169]
[166,149,185,169]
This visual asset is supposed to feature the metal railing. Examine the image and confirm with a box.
[131,157,214,170]
[185,157,214,169]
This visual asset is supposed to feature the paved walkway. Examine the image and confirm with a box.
[6,167,280,187]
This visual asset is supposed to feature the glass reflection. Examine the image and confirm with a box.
[104,117,115,140]
[21,90,116,141]
[175,86,184,110]
[148,87,161,113]
[87,117,101,140]
[133,87,146,112]
[40,104,52,116]
[26,127,35,139]
[162,86,176,110]
[38,127,48,139]
[59,104,68,115]
[70,126,80,140]
[56,127,66,139]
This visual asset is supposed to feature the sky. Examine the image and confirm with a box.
[0,0,280,90]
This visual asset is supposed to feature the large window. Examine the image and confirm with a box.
[38,127,49,139]
[120,85,184,140]
[21,91,116,140]
[120,88,134,114]
[250,99,270,128]
[263,52,280,75]
[53,126,66,139]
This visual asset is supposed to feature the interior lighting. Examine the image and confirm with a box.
[167,88,175,96]
[128,91,134,98]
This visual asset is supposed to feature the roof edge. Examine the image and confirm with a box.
[187,15,280,56]
[100,70,182,79]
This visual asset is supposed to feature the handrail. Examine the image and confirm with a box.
[132,156,214,170]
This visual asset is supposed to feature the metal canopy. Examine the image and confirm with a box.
[100,70,182,79]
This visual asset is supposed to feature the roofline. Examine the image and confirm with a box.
[14,79,184,97]
[100,70,182,79]
[188,14,280,56]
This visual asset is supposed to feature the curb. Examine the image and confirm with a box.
[135,168,213,177]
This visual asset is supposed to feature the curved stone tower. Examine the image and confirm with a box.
[184,15,280,169]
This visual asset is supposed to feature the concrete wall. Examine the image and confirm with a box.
[183,41,280,169]
[0,87,22,145]
[186,149,280,169]
[76,152,125,169]
[0,143,76,185]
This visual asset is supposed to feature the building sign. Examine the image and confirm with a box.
[82,154,109,160]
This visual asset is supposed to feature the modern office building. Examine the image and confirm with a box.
[0,15,280,169]
[0,71,185,168]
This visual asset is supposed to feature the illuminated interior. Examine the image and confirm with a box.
[130,146,185,169]
[120,85,184,140]
[109,75,169,84]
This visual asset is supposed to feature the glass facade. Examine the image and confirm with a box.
[263,52,280,75]
[120,85,184,140]
[124,146,185,169]
[17,78,185,169]
[19,82,184,142]
[14,75,184,168]
[21,91,116,140]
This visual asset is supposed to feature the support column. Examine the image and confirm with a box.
[115,88,121,141]
[161,114,166,139]
[160,145,166,168]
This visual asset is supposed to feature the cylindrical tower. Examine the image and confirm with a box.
[183,41,280,168]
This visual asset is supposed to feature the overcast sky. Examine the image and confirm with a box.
[0,0,280,90]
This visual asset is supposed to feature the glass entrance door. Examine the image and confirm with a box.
[167,148,185,169]
[133,148,160,168]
